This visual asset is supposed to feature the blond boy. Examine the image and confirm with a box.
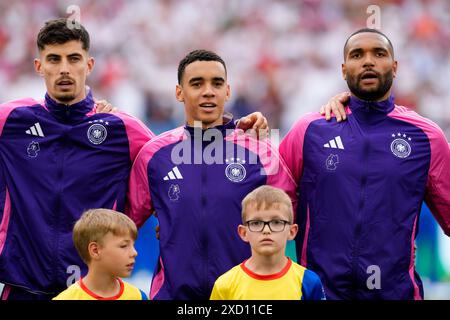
[53,209,147,300]
[210,186,326,300]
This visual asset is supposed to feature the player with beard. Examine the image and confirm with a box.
[280,28,450,299]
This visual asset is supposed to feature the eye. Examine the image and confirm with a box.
[70,56,81,62]
[271,220,284,226]
[47,56,59,62]
[249,221,263,228]
[350,53,360,59]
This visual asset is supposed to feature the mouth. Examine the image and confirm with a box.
[260,238,274,244]
[359,71,379,84]
[56,79,75,89]
[199,102,217,109]
[126,262,135,270]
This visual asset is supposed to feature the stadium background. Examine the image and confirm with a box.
[0,0,449,299]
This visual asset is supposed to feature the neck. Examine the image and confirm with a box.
[82,267,120,298]
[48,89,86,106]
[352,89,392,102]
[245,250,288,275]
[187,119,224,130]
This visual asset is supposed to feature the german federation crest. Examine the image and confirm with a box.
[225,158,246,183]
[390,133,411,158]
[87,123,107,145]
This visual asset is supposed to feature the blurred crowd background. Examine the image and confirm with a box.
[0,0,449,299]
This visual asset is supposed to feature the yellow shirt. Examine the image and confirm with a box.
[53,278,147,300]
[210,258,325,300]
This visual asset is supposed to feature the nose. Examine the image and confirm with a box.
[262,223,271,234]
[59,58,70,75]
[202,83,215,97]
[131,246,138,258]
[362,53,375,68]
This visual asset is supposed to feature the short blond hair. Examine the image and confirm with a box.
[241,186,293,223]
[73,209,137,263]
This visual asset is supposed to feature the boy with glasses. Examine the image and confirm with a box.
[210,186,325,300]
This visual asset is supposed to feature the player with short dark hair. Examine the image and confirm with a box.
[0,18,154,300]
[127,49,297,300]
[280,28,450,300]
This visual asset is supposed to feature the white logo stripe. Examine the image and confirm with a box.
[30,126,38,136]
[329,140,337,149]
[168,171,176,180]
[335,136,344,149]
[173,167,183,179]
[35,123,44,137]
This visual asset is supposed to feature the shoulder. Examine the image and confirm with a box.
[290,112,326,133]
[0,97,42,109]
[137,126,185,158]
[390,105,447,143]
[289,262,321,285]
[0,97,42,121]
[215,264,243,287]
[121,281,148,300]
[52,282,83,300]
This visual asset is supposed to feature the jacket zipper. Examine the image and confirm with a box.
[351,121,370,298]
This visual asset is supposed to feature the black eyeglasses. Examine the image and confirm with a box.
[245,220,290,232]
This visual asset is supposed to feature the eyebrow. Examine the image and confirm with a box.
[45,53,83,59]
[188,77,225,84]
[348,47,389,56]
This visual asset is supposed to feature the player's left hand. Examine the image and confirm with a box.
[95,98,118,113]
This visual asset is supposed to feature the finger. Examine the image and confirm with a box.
[325,103,331,121]
[260,118,268,131]
[236,117,250,130]
[338,102,346,121]
[252,114,264,130]
[332,100,342,122]
[96,99,107,106]
[320,106,325,115]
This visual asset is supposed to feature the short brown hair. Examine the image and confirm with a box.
[241,186,293,223]
[73,209,137,263]
[37,18,90,51]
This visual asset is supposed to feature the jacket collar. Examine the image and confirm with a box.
[184,112,236,137]
[45,89,95,123]
[348,94,395,123]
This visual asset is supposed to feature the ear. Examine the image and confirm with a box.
[341,63,347,80]
[88,242,101,260]
[237,225,249,243]
[392,60,398,79]
[288,223,298,241]
[86,57,95,76]
[225,83,231,101]
[34,58,43,76]
[175,84,184,102]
